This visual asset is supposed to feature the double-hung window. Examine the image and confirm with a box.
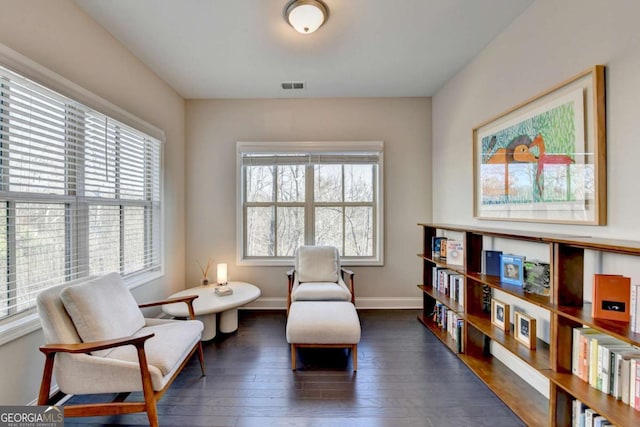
[238,141,383,265]
[0,64,162,324]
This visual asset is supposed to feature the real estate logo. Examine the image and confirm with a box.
[0,406,63,427]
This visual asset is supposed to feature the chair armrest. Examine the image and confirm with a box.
[138,295,198,308]
[39,333,155,355]
[341,267,355,304]
[140,295,199,320]
[286,269,295,310]
[341,267,354,277]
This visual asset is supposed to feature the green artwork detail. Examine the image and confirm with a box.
[481,102,576,204]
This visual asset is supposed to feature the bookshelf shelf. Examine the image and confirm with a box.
[459,353,549,427]
[416,223,640,426]
[417,311,459,353]
[417,284,464,313]
[465,313,550,371]
[544,371,640,427]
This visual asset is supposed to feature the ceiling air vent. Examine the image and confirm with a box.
[281,81,305,90]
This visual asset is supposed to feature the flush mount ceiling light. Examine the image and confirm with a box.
[284,0,329,34]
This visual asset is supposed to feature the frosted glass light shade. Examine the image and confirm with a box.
[285,0,328,34]
[217,263,228,285]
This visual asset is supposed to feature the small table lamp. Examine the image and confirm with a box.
[217,263,228,286]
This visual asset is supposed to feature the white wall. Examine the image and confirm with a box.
[432,0,640,395]
[0,0,186,404]
[432,0,640,239]
[186,98,431,307]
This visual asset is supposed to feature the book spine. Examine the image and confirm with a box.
[629,359,637,407]
[622,358,631,404]
[636,361,640,410]
[572,328,580,376]
[632,283,640,333]
[589,337,599,387]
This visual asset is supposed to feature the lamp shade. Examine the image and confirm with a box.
[285,0,328,34]
[217,263,228,285]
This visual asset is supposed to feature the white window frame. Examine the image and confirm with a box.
[0,44,165,345]
[236,141,384,266]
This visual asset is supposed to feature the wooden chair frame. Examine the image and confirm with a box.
[38,295,206,427]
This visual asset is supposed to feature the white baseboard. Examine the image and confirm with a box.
[242,297,422,310]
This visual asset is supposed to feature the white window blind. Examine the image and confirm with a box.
[0,65,162,320]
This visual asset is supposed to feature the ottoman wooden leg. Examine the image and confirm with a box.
[291,344,296,371]
[352,344,357,371]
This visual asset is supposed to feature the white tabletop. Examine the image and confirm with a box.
[162,281,261,317]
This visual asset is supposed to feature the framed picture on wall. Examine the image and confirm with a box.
[472,65,606,225]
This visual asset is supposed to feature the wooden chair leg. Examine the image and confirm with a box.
[197,342,206,376]
[38,353,56,405]
[291,344,296,370]
[136,345,159,427]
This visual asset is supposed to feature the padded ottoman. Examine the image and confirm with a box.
[286,301,361,370]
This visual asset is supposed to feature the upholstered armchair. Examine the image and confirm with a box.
[36,272,206,427]
[286,245,355,309]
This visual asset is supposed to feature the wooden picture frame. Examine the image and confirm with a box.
[514,311,536,349]
[491,298,510,333]
[473,65,606,225]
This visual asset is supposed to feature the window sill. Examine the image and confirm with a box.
[0,270,164,347]
[237,257,384,267]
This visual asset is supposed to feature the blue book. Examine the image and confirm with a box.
[482,250,502,276]
[500,254,524,286]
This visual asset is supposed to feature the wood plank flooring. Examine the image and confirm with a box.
[64,309,525,426]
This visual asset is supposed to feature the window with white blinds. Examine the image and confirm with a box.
[237,141,384,266]
[0,65,162,321]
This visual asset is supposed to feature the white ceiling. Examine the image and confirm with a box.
[74,0,533,99]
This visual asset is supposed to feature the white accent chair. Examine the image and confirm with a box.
[36,272,206,427]
[285,245,360,370]
[286,245,355,309]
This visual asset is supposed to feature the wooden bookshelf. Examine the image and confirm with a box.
[465,313,550,371]
[417,311,459,353]
[416,223,640,427]
[458,353,549,427]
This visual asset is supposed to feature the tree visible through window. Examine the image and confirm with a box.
[239,142,383,265]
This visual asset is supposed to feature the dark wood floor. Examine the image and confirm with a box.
[64,309,525,426]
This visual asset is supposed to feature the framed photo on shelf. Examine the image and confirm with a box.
[500,254,524,287]
[472,65,606,225]
[514,311,536,349]
[491,299,510,333]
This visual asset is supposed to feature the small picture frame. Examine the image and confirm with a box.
[514,311,536,349]
[500,254,524,287]
[491,298,510,333]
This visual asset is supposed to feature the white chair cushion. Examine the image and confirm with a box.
[296,245,339,283]
[104,319,203,376]
[286,301,361,344]
[292,282,351,302]
[60,272,145,356]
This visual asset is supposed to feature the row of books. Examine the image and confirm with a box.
[572,327,640,410]
[431,302,464,353]
[431,236,464,266]
[481,249,550,296]
[432,267,464,306]
[572,400,612,427]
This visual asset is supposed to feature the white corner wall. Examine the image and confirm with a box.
[186,98,432,308]
[0,0,186,404]
[432,0,640,239]
[432,0,640,396]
